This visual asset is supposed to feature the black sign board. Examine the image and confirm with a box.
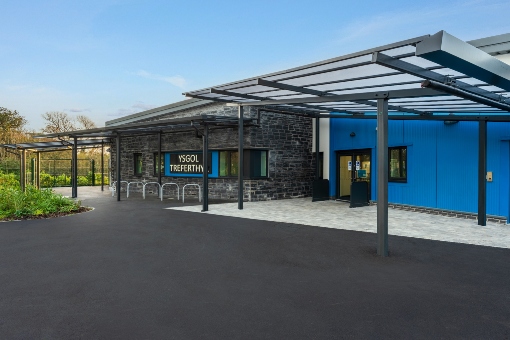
[169,152,212,174]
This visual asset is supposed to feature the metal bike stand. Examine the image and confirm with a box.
[143,182,161,199]
[182,184,201,203]
[110,181,128,197]
[160,183,179,201]
[126,181,144,198]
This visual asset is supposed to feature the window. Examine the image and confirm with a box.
[153,153,165,176]
[219,150,268,178]
[219,151,238,177]
[134,153,143,176]
[389,147,407,182]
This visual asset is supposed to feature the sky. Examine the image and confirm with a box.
[1,0,510,131]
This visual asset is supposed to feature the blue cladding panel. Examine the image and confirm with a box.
[330,118,510,219]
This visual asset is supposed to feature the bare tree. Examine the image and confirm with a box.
[76,115,97,130]
[41,112,76,134]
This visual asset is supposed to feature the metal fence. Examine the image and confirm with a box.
[0,158,108,187]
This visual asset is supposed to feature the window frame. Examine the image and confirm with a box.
[218,149,269,179]
[134,153,143,176]
[388,146,407,183]
[153,152,165,176]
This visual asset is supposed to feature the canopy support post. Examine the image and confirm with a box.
[101,141,104,191]
[116,133,121,202]
[202,124,209,212]
[36,152,40,189]
[377,98,389,257]
[315,116,320,180]
[72,137,78,198]
[158,131,162,185]
[20,149,26,192]
[238,106,244,210]
[478,120,487,226]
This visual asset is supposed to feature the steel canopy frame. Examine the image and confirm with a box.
[31,115,257,203]
[183,30,510,257]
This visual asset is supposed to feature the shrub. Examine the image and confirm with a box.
[0,182,83,220]
[0,172,20,189]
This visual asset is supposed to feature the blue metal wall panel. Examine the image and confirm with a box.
[329,117,510,220]
[436,122,478,213]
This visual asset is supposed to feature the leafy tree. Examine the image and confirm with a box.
[0,107,27,144]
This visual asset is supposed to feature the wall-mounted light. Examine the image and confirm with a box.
[350,132,356,137]
[444,113,459,125]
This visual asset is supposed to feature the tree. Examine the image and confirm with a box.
[41,112,76,134]
[0,107,27,144]
[76,115,97,130]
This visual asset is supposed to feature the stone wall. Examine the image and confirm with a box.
[110,102,315,201]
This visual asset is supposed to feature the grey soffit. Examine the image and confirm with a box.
[184,31,510,116]
[468,33,510,56]
[105,98,212,126]
[35,115,256,139]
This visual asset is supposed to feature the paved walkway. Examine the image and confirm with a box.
[169,198,510,249]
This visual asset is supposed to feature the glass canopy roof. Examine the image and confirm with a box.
[184,32,510,117]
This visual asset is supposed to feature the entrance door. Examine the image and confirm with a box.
[337,149,371,200]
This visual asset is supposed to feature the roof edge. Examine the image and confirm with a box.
[105,98,212,126]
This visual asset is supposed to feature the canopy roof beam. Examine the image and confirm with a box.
[209,88,361,114]
[257,78,431,115]
[230,88,443,107]
[421,80,510,112]
[372,52,509,104]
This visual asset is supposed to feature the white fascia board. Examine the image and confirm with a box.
[416,31,510,91]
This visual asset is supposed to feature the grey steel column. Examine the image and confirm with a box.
[315,116,320,180]
[478,120,487,226]
[101,141,104,191]
[202,124,209,212]
[20,149,26,192]
[377,98,389,257]
[158,131,162,185]
[72,137,78,198]
[238,106,244,210]
[36,152,41,189]
[116,133,121,201]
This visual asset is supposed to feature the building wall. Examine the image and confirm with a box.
[110,103,315,201]
[330,119,510,219]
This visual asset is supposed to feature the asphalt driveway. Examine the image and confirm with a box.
[0,188,509,339]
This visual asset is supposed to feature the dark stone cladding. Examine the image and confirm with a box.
[110,102,316,201]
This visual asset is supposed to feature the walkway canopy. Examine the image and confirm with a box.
[33,114,257,205]
[183,30,510,256]
[184,31,510,117]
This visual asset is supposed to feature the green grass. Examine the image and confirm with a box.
[0,173,85,220]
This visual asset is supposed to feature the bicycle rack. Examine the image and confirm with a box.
[182,184,201,203]
[110,181,128,196]
[143,182,161,199]
[126,181,144,198]
[160,183,179,201]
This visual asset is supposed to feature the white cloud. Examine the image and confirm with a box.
[135,70,187,88]
[66,108,90,113]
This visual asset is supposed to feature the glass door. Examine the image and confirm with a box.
[337,149,371,201]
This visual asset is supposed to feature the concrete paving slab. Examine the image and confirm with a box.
[168,198,510,249]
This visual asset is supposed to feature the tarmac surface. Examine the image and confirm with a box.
[0,186,509,339]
